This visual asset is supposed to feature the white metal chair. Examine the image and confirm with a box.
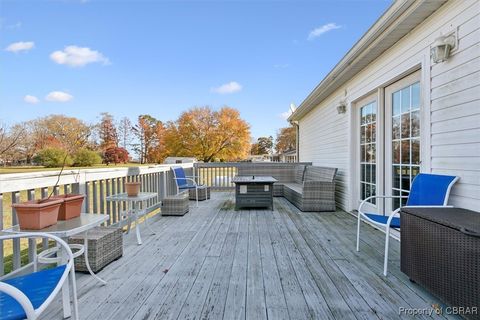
[172,166,207,207]
[0,233,79,320]
[356,173,459,276]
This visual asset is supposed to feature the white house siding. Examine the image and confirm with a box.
[298,0,480,212]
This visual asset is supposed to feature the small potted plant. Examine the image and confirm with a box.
[125,181,141,196]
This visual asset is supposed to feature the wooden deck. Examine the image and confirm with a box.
[43,192,457,320]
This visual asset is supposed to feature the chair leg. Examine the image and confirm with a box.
[195,188,199,207]
[356,214,361,252]
[384,227,390,276]
[70,267,79,320]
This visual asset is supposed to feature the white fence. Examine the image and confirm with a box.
[0,163,194,276]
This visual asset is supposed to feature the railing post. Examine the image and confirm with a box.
[78,171,88,213]
[0,193,4,276]
[11,191,21,270]
[27,189,36,263]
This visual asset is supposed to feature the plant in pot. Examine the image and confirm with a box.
[125,180,141,196]
[12,143,85,229]
[125,167,141,197]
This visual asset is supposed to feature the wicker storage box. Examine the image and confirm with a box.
[400,207,480,319]
[68,227,123,273]
[162,191,189,216]
[188,186,211,201]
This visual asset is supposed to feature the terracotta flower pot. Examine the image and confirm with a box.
[125,182,141,197]
[52,194,85,220]
[12,198,63,230]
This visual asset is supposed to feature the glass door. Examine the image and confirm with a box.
[385,71,421,211]
[356,93,380,214]
[360,101,377,205]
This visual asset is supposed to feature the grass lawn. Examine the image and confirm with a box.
[0,163,152,174]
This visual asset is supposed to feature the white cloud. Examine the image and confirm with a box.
[274,63,289,69]
[211,81,242,94]
[50,45,110,67]
[280,110,293,120]
[24,95,39,104]
[5,41,34,53]
[308,23,342,40]
[7,21,22,29]
[45,91,73,102]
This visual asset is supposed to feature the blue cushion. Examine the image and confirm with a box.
[173,167,188,188]
[365,213,401,228]
[407,173,457,206]
[0,265,67,320]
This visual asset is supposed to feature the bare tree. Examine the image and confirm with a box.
[0,123,26,164]
[117,117,132,149]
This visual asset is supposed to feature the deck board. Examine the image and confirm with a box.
[41,192,458,320]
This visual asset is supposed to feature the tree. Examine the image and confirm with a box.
[117,117,132,149]
[103,147,129,165]
[165,106,250,162]
[251,136,273,155]
[34,115,92,153]
[34,148,73,168]
[98,112,118,150]
[132,115,166,163]
[0,123,26,164]
[73,149,102,167]
[275,126,296,154]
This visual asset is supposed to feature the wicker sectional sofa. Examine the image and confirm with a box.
[238,163,337,212]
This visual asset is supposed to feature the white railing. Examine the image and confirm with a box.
[0,163,194,275]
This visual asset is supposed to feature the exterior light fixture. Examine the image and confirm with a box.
[336,100,347,114]
[431,33,456,63]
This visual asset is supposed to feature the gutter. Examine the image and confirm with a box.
[288,0,442,121]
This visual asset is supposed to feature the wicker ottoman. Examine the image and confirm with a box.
[162,191,189,216]
[68,227,123,273]
[188,186,211,201]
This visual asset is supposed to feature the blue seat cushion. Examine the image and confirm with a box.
[365,213,401,228]
[0,265,67,320]
[179,185,196,190]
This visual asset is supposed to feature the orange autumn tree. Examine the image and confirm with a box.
[165,106,250,162]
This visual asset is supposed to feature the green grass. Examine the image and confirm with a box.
[3,241,55,274]
[0,163,152,174]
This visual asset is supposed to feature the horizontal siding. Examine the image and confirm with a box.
[430,2,480,211]
[299,94,350,210]
[299,0,480,211]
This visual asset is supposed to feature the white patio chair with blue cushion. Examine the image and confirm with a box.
[172,166,207,207]
[0,233,79,320]
[356,173,459,276]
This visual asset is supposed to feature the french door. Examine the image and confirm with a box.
[356,71,421,213]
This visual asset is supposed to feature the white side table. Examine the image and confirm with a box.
[106,192,158,245]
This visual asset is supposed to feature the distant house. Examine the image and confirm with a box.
[163,157,197,164]
[247,154,272,162]
[278,149,297,163]
[289,0,479,212]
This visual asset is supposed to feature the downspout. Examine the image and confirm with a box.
[290,120,299,162]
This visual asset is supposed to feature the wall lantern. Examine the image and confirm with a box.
[431,33,456,63]
[336,101,347,114]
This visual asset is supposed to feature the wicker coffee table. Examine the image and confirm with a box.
[232,176,277,210]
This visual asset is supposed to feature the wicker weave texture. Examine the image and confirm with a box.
[162,191,189,216]
[401,211,480,320]
[188,186,211,201]
[68,227,123,273]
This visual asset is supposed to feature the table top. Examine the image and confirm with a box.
[106,192,158,202]
[232,176,278,183]
[3,213,109,238]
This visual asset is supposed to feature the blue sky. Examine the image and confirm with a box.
[0,0,391,139]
